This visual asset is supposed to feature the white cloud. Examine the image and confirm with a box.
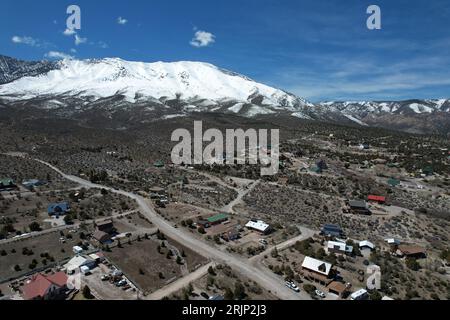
[190,30,215,47]
[12,36,39,47]
[45,51,74,60]
[63,28,76,36]
[70,48,77,53]
[75,34,87,46]
[117,17,128,25]
[98,41,109,49]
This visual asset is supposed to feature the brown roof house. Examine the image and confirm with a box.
[396,245,427,259]
[92,230,112,244]
[327,281,351,298]
[22,272,68,300]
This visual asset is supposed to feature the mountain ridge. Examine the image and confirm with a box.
[0,54,448,135]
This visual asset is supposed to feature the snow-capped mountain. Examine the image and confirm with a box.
[320,100,450,117]
[0,55,313,118]
[0,55,448,135]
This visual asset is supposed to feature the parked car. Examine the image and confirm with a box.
[115,279,127,287]
[315,289,326,298]
[200,292,210,299]
[285,281,300,292]
[101,274,110,281]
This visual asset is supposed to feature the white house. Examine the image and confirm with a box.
[385,238,401,245]
[327,241,353,255]
[66,255,96,274]
[245,220,271,234]
[359,240,375,251]
[302,256,332,276]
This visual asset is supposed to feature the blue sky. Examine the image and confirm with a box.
[1,0,449,101]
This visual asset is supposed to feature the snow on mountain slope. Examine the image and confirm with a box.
[0,55,448,135]
[319,100,449,115]
[0,57,311,110]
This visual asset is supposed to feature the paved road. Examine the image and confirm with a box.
[32,158,308,300]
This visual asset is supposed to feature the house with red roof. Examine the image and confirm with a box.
[21,272,68,300]
[367,195,386,204]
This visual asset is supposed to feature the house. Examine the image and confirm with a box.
[47,202,70,216]
[350,288,369,300]
[321,224,344,238]
[88,252,105,263]
[359,240,375,251]
[245,220,271,234]
[310,166,322,174]
[206,213,229,226]
[92,230,112,244]
[387,178,401,187]
[66,255,96,274]
[149,186,166,199]
[197,220,211,229]
[96,220,114,234]
[327,241,353,255]
[327,281,350,298]
[396,245,427,259]
[221,229,240,241]
[422,166,434,176]
[22,179,45,190]
[21,272,68,300]
[301,256,334,285]
[385,238,401,246]
[367,195,386,204]
[0,178,16,191]
[358,143,370,150]
[348,200,371,215]
[153,160,165,168]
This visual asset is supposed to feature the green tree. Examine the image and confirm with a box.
[82,285,94,299]
[64,214,74,225]
[28,222,41,232]
[405,257,421,271]
[208,266,216,276]
[233,282,246,300]
[224,287,234,300]
[198,226,206,234]
[271,247,279,258]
